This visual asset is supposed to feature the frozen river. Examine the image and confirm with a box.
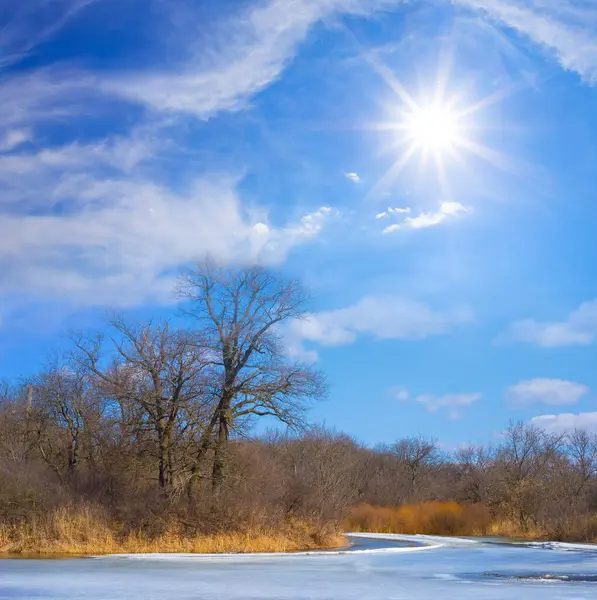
[1,533,597,599]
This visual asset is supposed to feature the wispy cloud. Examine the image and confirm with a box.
[382,201,468,233]
[531,412,597,434]
[285,295,473,360]
[416,392,482,419]
[0,152,335,305]
[392,386,411,401]
[0,129,32,152]
[507,378,590,406]
[376,206,410,219]
[101,0,403,118]
[345,172,361,183]
[0,0,98,67]
[496,299,597,347]
[455,0,597,83]
[393,386,482,418]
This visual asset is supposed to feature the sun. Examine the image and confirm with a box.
[361,50,514,201]
[404,104,461,153]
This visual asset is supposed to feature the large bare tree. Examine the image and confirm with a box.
[178,262,327,494]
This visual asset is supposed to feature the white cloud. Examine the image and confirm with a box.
[286,295,473,359]
[101,0,402,118]
[376,206,410,219]
[0,167,333,305]
[416,392,483,419]
[507,378,590,406]
[389,386,481,418]
[497,299,597,347]
[393,386,411,402]
[383,201,468,233]
[345,172,361,183]
[248,206,335,263]
[531,412,597,434]
[455,0,597,83]
[0,129,32,152]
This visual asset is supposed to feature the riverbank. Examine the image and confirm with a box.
[0,507,345,556]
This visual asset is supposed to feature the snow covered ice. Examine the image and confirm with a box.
[1,534,597,599]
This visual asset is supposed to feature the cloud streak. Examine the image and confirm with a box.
[0,0,98,67]
[455,0,597,83]
[100,0,403,119]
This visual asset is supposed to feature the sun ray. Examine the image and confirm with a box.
[366,143,418,201]
[454,138,520,174]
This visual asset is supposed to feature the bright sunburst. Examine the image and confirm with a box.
[404,104,462,154]
[363,51,515,201]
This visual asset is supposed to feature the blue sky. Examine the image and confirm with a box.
[1,0,597,448]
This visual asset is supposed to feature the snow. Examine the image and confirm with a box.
[2,534,597,599]
[523,540,597,553]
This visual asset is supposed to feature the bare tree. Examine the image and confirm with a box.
[391,436,441,502]
[454,445,493,505]
[34,364,96,478]
[72,317,210,493]
[493,421,564,530]
[566,429,597,500]
[178,262,327,494]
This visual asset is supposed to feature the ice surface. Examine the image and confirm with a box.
[1,534,597,600]
[522,540,597,553]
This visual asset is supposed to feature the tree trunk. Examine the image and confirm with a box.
[158,428,167,489]
[67,436,78,476]
[211,394,231,495]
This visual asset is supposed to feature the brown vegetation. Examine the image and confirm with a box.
[345,502,492,537]
[0,505,344,556]
[1,264,597,554]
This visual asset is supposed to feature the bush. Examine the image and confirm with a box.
[344,502,492,536]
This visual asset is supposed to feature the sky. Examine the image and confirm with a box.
[1,0,597,448]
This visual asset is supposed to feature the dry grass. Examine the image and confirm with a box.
[0,506,346,556]
[484,519,544,540]
[487,516,597,543]
[344,502,492,537]
[345,503,597,543]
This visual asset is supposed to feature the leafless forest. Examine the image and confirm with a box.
[1,264,596,552]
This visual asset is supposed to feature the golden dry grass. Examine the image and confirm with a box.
[344,503,597,542]
[0,506,346,556]
[486,516,597,543]
[344,502,492,537]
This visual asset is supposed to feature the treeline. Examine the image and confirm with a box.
[1,264,596,553]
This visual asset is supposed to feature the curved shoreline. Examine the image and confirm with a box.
[94,534,444,560]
